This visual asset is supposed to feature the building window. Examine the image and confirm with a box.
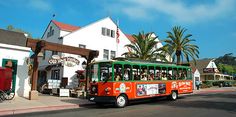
[111,30,115,38]
[79,44,86,49]
[43,51,46,60]
[103,49,109,60]
[47,32,50,38]
[110,51,116,59]
[102,27,106,36]
[52,51,58,56]
[101,27,115,38]
[106,29,110,36]
[47,26,54,38]
[51,69,60,80]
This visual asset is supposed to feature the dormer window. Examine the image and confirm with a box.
[101,27,115,38]
[47,26,54,38]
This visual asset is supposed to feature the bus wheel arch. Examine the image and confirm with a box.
[115,93,128,108]
[168,90,178,101]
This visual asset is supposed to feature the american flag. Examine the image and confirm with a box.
[116,25,120,44]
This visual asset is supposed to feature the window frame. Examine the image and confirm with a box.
[110,50,116,59]
[79,44,86,49]
[51,69,60,80]
[103,49,109,60]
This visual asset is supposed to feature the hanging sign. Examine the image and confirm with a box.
[48,56,80,67]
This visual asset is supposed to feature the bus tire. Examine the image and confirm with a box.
[168,91,178,101]
[115,94,127,108]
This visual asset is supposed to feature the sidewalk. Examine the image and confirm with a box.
[0,94,94,116]
[192,86,236,94]
[0,87,236,116]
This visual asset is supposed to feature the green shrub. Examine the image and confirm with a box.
[203,80,236,87]
[200,81,213,88]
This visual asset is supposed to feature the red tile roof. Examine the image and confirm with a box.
[52,20,80,32]
[125,34,135,42]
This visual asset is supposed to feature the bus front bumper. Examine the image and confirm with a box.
[88,95,116,103]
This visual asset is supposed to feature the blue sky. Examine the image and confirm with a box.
[0,0,235,59]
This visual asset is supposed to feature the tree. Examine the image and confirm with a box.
[215,53,236,75]
[217,63,235,75]
[122,32,167,61]
[215,53,236,66]
[6,25,32,38]
[163,26,199,65]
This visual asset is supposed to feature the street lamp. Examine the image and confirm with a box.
[82,61,87,70]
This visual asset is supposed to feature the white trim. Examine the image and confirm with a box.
[0,43,31,52]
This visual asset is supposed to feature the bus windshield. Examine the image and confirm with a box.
[90,64,99,82]
[100,62,112,82]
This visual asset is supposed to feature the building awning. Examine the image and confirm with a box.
[44,63,62,71]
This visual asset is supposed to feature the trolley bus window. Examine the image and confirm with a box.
[167,67,173,80]
[161,67,168,80]
[90,64,99,82]
[148,66,154,81]
[182,68,187,80]
[100,62,112,81]
[187,68,192,80]
[141,66,148,81]
[114,64,122,81]
[172,68,178,80]
[133,65,140,81]
[177,68,183,80]
[124,64,131,81]
[155,66,161,80]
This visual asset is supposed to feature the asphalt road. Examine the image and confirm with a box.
[7,92,236,117]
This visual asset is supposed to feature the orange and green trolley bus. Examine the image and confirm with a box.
[88,59,193,107]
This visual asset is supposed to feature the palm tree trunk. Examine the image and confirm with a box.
[176,50,181,65]
[177,55,181,65]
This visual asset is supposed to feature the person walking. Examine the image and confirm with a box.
[195,80,200,90]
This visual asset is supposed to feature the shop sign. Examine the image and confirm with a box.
[203,68,219,73]
[48,56,80,67]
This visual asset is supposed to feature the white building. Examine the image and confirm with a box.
[39,17,165,90]
[192,68,200,90]
[0,29,31,98]
[191,59,233,82]
[39,17,132,89]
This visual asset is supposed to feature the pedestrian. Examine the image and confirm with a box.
[195,80,200,90]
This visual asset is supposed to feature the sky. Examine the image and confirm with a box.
[0,0,235,59]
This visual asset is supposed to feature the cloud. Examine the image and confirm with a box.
[122,7,151,20]
[0,0,52,11]
[232,32,236,37]
[28,0,52,11]
[109,0,236,24]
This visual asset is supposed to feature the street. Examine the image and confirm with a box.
[6,92,236,117]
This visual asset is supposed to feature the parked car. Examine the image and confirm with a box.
[219,81,232,87]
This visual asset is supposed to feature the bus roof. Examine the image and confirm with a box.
[90,58,190,69]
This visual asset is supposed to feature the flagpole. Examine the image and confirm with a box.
[116,19,119,57]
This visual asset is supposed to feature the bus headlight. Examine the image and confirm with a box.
[92,86,96,92]
[91,85,98,94]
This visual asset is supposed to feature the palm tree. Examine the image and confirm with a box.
[163,26,199,65]
[122,32,167,61]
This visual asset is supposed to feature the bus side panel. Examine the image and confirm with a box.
[165,81,173,95]
[177,80,193,94]
[97,82,114,96]
[113,82,134,99]
[130,81,170,100]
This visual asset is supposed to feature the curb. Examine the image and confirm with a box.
[193,89,236,95]
[0,103,93,116]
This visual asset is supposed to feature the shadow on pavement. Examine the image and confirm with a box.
[150,92,236,112]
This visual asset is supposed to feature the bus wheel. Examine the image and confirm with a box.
[115,94,127,108]
[169,91,178,100]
